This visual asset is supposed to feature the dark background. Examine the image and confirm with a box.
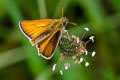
[0,0,120,80]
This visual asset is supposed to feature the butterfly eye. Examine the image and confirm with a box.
[63,22,67,26]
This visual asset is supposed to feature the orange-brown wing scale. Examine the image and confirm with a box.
[19,19,57,45]
[37,30,62,59]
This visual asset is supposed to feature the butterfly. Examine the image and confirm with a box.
[19,8,76,59]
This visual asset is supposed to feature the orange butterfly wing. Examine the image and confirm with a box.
[37,30,62,59]
[19,19,57,45]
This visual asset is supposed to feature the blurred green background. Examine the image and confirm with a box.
[0,0,120,80]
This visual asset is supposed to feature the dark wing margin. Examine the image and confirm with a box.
[19,21,32,39]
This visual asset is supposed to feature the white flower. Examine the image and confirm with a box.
[76,47,78,49]
[89,36,95,42]
[85,50,88,55]
[60,70,63,75]
[64,63,70,70]
[80,58,84,62]
[92,51,96,57]
[65,66,68,70]
[85,62,89,67]
[77,37,80,43]
[52,64,56,71]
[84,27,89,31]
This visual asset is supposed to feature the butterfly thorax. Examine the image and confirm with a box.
[52,17,68,31]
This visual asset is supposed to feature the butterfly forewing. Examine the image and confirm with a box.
[19,19,57,45]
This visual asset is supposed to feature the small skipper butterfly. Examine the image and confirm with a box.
[19,8,77,59]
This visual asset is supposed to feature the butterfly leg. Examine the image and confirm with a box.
[63,30,70,40]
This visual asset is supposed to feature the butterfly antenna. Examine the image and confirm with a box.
[62,7,78,26]
[68,22,78,26]
[62,7,64,17]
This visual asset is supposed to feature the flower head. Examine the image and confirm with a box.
[52,27,95,75]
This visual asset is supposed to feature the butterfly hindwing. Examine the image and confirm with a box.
[37,30,62,59]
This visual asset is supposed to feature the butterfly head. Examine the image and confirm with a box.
[60,17,68,28]
[60,8,77,28]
